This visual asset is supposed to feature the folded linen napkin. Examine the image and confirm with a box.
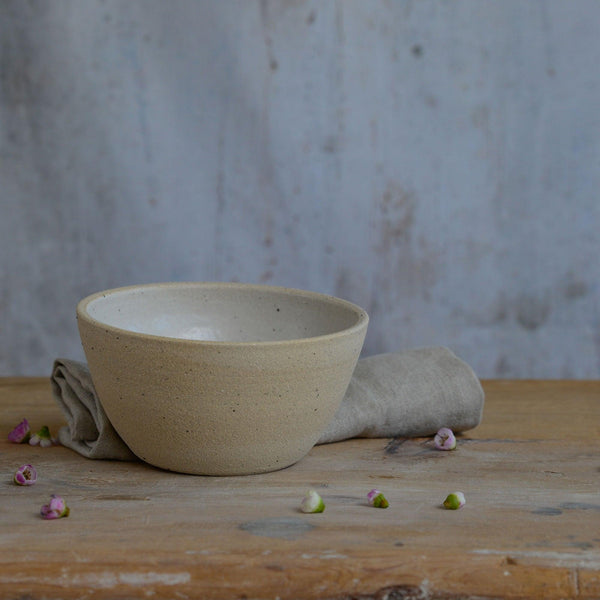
[51,347,484,460]
[51,360,137,460]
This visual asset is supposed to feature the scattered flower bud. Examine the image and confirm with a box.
[8,419,31,443]
[29,426,56,448]
[367,489,389,508]
[40,494,70,519]
[434,427,457,451]
[443,491,466,510]
[14,464,37,486]
[300,490,325,513]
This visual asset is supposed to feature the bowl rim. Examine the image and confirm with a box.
[77,281,369,347]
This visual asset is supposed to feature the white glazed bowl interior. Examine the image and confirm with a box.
[77,282,369,476]
[84,283,363,343]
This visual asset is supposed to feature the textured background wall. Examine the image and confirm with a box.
[1,0,599,377]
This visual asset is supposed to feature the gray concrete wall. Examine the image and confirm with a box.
[1,0,598,377]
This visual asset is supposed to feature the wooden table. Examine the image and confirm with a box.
[1,379,598,599]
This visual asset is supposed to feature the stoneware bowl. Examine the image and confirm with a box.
[77,282,368,475]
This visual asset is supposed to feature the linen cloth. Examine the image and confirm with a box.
[51,347,484,460]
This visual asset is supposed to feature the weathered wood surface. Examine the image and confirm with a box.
[0,379,599,599]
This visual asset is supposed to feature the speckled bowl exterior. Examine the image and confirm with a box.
[76,282,368,475]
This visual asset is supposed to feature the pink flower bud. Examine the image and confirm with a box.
[14,464,37,486]
[434,427,456,451]
[40,494,70,519]
[367,489,389,508]
[8,419,31,443]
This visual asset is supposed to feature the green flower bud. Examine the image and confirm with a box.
[300,490,325,513]
[443,491,466,510]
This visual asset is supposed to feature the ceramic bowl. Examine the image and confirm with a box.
[77,282,368,475]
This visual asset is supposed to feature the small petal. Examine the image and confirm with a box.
[367,489,389,508]
[14,464,37,486]
[434,427,457,451]
[40,494,69,519]
[443,491,466,510]
[300,490,325,513]
[8,419,31,444]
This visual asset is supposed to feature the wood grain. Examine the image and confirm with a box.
[0,379,599,599]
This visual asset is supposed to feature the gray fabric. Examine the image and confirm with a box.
[317,347,484,443]
[51,347,484,460]
[51,359,137,460]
